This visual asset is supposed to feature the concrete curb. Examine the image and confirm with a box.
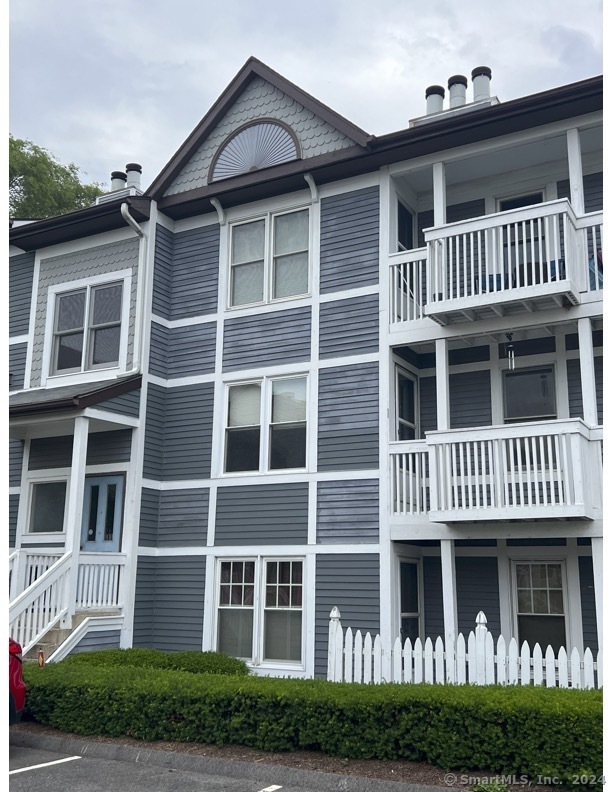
[9,729,450,792]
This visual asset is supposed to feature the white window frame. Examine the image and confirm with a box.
[397,555,424,642]
[227,207,311,309]
[42,270,132,386]
[214,556,305,670]
[395,365,419,441]
[224,374,308,475]
[510,559,569,650]
[26,474,69,537]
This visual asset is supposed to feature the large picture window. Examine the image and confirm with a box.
[225,376,307,473]
[51,281,123,375]
[217,558,303,665]
[29,481,67,533]
[229,209,309,307]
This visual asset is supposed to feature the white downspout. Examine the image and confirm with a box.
[121,202,147,376]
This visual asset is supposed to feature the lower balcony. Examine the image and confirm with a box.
[390,419,602,523]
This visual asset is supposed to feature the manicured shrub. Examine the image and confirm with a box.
[61,648,250,677]
[22,663,602,790]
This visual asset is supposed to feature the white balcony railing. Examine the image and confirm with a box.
[76,554,125,609]
[389,200,602,325]
[390,419,600,522]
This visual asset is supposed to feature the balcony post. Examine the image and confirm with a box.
[566,129,584,216]
[577,318,598,426]
[440,539,458,679]
[591,537,603,651]
[435,338,450,430]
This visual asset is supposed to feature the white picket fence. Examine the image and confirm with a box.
[327,609,602,689]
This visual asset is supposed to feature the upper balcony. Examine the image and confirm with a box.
[390,199,603,328]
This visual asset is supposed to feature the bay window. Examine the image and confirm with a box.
[229,208,309,307]
[225,376,307,473]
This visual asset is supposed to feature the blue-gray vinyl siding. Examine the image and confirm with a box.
[319,294,379,359]
[419,377,437,435]
[28,430,132,469]
[9,252,35,336]
[578,556,598,652]
[9,344,27,391]
[68,630,121,655]
[567,356,603,425]
[152,224,221,321]
[423,556,444,640]
[149,321,216,378]
[316,480,379,543]
[215,483,308,545]
[223,307,311,371]
[417,199,486,247]
[319,186,380,294]
[10,439,24,487]
[318,362,379,470]
[96,389,140,418]
[9,494,19,547]
[143,382,214,480]
[314,553,380,677]
[139,488,159,547]
[133,555,206,651]
[450,370,492,428]
[152,224,173,319]
[139,487,209,548]
[557,171,603,213]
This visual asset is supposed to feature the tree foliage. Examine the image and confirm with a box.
[9,135,106,219]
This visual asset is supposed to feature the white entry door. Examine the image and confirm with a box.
[81,476,124,552]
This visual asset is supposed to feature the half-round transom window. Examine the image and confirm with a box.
[210,121,299,182]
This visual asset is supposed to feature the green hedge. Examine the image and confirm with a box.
[59,648,249,677]
[22,662,602,789]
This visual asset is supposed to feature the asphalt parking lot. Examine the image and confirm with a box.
[9,730,438,792]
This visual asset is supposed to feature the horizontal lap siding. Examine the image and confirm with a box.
[144,382,214,480]
[139,488,159,547]
[423,556,444,640]
[215,483,308,545]
[449,370,492,428]
[158,488,209,546]
[314,553,380,677]
[317,480,379,543]
[152,225,173,319]
[9,252,35,336]
[567,355,603,424]
[96,389,141,417]
[456,557,500,638]
[420,377,437,434]
[557,171,603,213]
[134,556,206,651]
[171,225,220,319]
[320,186,379,293]
[318,363,378,470]
[29,430,132,468]
[223,307,311,371]
[148,323,169,378]
[9,344,27,390]
[319,294,379,359]
[578,556,598,651]
[150,323,217,379]
[9,494,19,547]
[10,439,24,486]
[29,436,73,469]
[69,630,121,655]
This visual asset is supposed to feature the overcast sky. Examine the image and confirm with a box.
[8,0,604,192]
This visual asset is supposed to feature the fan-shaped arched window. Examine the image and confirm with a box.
[210,121,299,182]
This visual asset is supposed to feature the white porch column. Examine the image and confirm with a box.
[435,338,450,430]
[61,415,89,627]
[591,537,603,651]
[433,162,447,226]
[566,128,584,215]
[440,538,458,648]
[577,317,598,426]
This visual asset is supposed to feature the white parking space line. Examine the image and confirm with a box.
[257,786,283,792]
[9,755,82,775]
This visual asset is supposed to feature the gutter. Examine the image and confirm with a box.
[120,203,148,377]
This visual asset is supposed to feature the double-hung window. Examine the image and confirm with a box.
[51,281,124,375]
[229,208,309,307]
[513,561,567,652]
[217,558,303,664]
[225,376,307,473]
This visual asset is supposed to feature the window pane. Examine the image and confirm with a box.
[56,291,85,331]
[273,252,308,299]
[274,210,308,256]
[505,369,556,421]
[400,563,418,614]
[398,373,415,424]
[517,589,532,613]
[271,378,306,423]
[264,610,302,662]
[91,326,120,366]
[231,261,264,306]
[269,424,306,469]
[228,384,261,427]
[86,485,99,541]
[518,614,565,653]
[232,220,265,264]
[549,589,564,614]
[516,564,530,587]
[532,589,548,613]
[92,284,122,325]
[244,562,255,584]
[401,616,419,643]
[104,484,117,541]
[220,585,230,605]
[226,427,260,472]
[30,482,66,533]
[218,609,253,659]
[56,333,83,371]
[547,564,562,587]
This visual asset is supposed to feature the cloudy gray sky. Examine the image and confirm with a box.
[9,0,604,192]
